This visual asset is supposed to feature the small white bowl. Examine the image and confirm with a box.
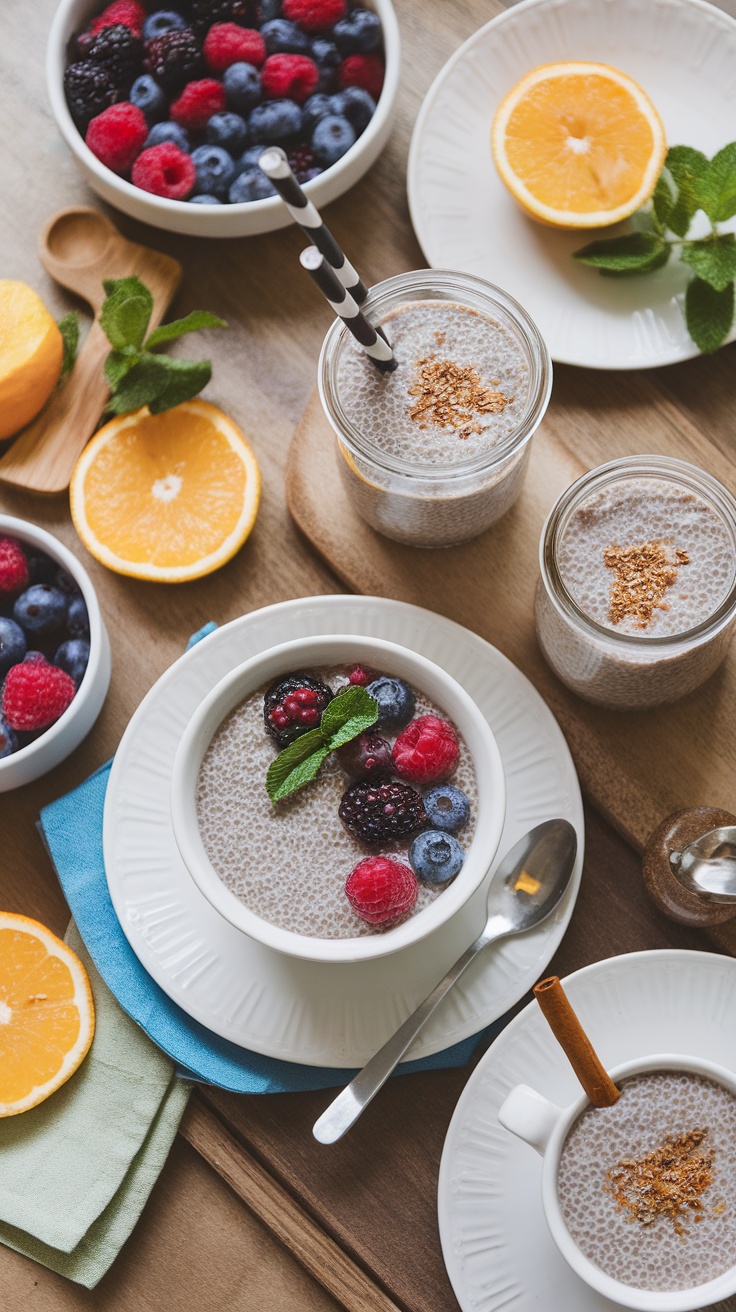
[0,517,111,791]
[47,0,401,237]
[170,634,506,963]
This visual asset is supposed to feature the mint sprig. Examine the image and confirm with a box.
[57,312,79,379]
[573,141,736,353]
[266,685,379,804]
[99,276,227,417]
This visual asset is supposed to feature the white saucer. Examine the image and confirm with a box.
[438,949,736,1312]
[407,0,736,369]
[103,596,583,1067]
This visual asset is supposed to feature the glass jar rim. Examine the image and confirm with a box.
[539,455,736,649]
[318,268,552,482]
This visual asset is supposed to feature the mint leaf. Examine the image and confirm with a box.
[104,348,138,391]
[573,232,667,274]
[57,312,79,379]
[666,145,710,232]
[104,355,170,415]
[681,234,736,292]
[685,276,735,354]
[145,311,228,350]
[600,246,670,278]
[652,171,675,233]
[266,730,331,804]
[100,276,153,350]
[705,142,736,222]
[146,356,212,414]
[320,685,379,750]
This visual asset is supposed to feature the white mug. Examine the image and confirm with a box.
[498,1053,736,1311]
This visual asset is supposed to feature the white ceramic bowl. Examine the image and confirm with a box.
[170,634,506,963]
[0,517,111,791]
[47,0,401,237]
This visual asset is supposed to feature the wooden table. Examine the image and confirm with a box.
[0,0,732,1308]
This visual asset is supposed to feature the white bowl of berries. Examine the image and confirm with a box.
[170,634,506,963]
[0,517,111,791]
[48,0,400,237]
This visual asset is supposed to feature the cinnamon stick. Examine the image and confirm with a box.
[533,976,620,1107]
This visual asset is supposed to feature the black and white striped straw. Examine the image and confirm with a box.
[259,147,369,305]
[299,246,397,373]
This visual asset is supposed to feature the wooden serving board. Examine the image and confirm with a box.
[287,376,736,858]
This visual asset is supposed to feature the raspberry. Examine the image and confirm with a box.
[263,672,333,746]
[337,730,392,782]
[145,28,204,91]
[281,0,347,32]
[91,0,146,35]
[203,22,266,72]
[348,665,372,685]
[131,143,196,198]
[0,538,29,595]
[261,53,319,103]
[338,52,384,100]
[170,78,227,129]
[87,23,143,88]
[86,102,148,173]
[287,142,317,182]
[2,659,76,732]
[339,780,426,845]
[345,856,418,926]
[392,715,459,786]
[64,61,118,128]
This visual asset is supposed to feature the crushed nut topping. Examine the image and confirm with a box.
[607,1129,716,1234]
[604,540,690,629]
[407,357,511,438]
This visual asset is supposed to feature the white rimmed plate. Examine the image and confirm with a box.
[407,0,736,368]
[103,596,583,1067]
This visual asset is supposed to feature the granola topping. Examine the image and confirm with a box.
[408,356,512,438]
[604,539,690,629]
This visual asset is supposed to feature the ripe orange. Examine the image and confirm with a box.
[491,62,666,228]
[70,400,261,583]
[0,912,95,1117]
[0,282,64,439]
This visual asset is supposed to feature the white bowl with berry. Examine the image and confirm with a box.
[170,633,506,963]
[49,0,400,236]
[0,517,111,790]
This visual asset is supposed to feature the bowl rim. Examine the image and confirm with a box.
[47,0,401,226]
[0,515,105,774]
[170,632,506,963]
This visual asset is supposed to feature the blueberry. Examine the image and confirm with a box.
[54,638,90,686]
[229,167,277,202]
[142,9,187,40]
[0,618,26,677]
[0,716,17,759]
[332,86,375,134]
[237,144,269,171]
[130,73,168,123]
[67,595,89,638]
[206,111,248,154]
[365,676,415,729]
[144,120,190,152]
[257,0,282,19]
[261,18,310,55]
[409,830,464,885]
[311,37,340,91]
[224,62,263,113]
[303,92,333,133]
[249,98,303,142]
[311,113,355,166]
[54,567,81,596]
[423,785,470,834]
[191,144,236,198]
[333,8,382,55]
[190,193,222,203]
[13,586,67,635]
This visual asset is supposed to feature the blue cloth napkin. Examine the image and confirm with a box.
[39,623,514,1094]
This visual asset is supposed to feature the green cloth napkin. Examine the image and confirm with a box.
[0,924,190,1288]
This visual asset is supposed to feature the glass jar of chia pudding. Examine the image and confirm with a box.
[317,269,552,548]
[535,456,736,709]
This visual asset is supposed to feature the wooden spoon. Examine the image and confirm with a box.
[0,207,182,495]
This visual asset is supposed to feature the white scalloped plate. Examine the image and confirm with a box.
[438,949,736,1312]
[408,0,736,368]
[103,596,583,1067]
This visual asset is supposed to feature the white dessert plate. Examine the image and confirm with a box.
[103,596,583,1067]
[407,0,736,369]
[438,948,736,1312]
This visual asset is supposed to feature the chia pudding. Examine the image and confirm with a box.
[535,457,736,709]
[318,270,551,548]
[195,665,478,939]
[558,1070,736,1293]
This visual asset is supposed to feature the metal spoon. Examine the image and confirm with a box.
[313,818,578,1144]
[671,826,736,903]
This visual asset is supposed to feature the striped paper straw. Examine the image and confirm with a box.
[299,246,397,373]
[259,147,369,305]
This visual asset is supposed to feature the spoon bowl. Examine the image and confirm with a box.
[671,825,736,903]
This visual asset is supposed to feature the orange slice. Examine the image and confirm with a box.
[0,912,94,1117]
[70,399,261,583]
[0,281,63,439]
[491,62,666,228]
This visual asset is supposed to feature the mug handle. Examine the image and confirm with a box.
[497,1084,563,1155]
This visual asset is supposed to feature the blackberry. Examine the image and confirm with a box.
[185,0,254,31]
[287,143,316,183]
[88,23,143,90]
[64,61,118,128]
[263,672,334,745]
[144,28,203,91]
[339,780,426,846]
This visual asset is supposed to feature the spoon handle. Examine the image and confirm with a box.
[313,931,496,1144]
